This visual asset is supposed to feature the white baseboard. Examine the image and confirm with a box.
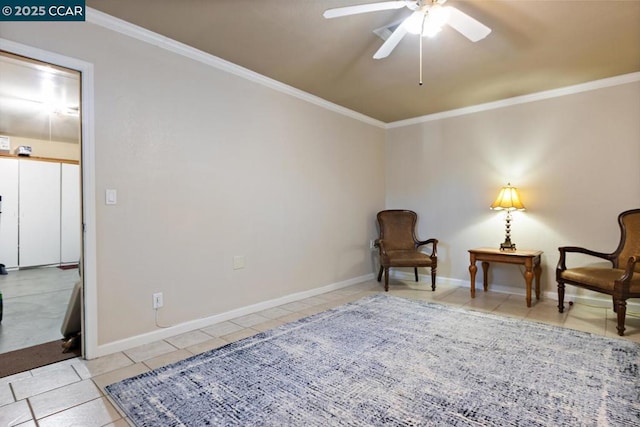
[391,270,640,310]
[93,273,375,358]
[94,270,638,358]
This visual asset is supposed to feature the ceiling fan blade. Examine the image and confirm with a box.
[445,6,491,42]
[373,23,408,59]
[323,1,407,19]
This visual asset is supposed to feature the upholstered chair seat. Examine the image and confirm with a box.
[379,249,434,267]
[559,267,640,292]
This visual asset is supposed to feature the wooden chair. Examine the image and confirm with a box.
[557,208,640,336]
[375,210,438,292]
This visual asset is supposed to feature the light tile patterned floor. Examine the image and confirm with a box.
[1,278,639,426]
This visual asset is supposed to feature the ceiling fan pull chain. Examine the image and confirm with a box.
[419,13,426,86]
[419,35,423,86]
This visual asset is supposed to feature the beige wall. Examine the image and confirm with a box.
[0,22,385,348]
[385,81,640,301]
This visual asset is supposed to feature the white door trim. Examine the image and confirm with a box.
[0,38,98,359]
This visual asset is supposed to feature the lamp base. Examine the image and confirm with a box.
[499,240,517,251]
[499,212,517,251]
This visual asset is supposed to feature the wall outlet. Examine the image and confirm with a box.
[152,292,163,309]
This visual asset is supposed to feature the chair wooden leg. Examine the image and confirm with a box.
[615,299,626,336]
[557,282,565,313]
[431,267,436,291]
[377,265,383,282]
[414,267,418,282]
[384,268,389,292]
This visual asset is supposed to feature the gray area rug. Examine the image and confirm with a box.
[106,294,640,426]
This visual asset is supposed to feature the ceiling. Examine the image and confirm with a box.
[0,52,80,143]
[85,0,640,123]
[1,1,637,141]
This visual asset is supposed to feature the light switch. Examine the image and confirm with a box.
[105,189,117,205]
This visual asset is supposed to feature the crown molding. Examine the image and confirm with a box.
[85,8,385,129]
[386,72,640,129]
[86,8,638,131]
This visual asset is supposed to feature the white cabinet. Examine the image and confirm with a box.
[19,160,62,267]
[0,158,19,268]
[0,157,80,268]
[61,163,81,263]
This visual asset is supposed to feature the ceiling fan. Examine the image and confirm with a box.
[323,0,491,60]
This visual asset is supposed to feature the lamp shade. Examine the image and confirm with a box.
[490,183,525,211]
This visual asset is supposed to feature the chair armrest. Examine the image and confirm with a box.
[619,256,639,283]
[416,238,438,258]
[557,246,615,271]
[375,239,388,256]
[610,256,639,296]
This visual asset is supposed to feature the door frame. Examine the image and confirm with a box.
[0,38,98,359]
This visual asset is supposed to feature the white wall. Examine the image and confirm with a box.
[385,80,640,301]
[0,20,385,352]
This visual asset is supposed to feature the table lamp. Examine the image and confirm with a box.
[490,183,525,251]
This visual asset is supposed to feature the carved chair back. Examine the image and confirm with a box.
[377,210,418,251]
[617,209,640,272]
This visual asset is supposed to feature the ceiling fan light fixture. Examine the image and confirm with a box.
[429,5,450,28]
[422,24,442,38]
[403,4,450,37]
[323,0,491,60]
[403,11,426,35]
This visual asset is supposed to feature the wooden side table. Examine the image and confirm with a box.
[468,247,543,307]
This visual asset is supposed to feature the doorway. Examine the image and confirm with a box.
[0,50,83,361]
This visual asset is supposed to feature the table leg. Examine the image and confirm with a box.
[469,257,477,298]
[481,261,489,292]
[524,261,534,307]
[534,261,542,301]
